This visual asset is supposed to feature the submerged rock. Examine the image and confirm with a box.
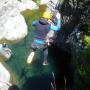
[0,44,12,61]
[8,85,19,90]
[0,0,28,44]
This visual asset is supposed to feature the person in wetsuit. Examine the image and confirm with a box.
[27,11,61,65]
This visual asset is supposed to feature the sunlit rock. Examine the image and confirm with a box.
[40,0,59,5]
[39,0,50,4]
[40,0,59,12]
[17,0,38,11]
[0,0,28,43]
[4,14,27,42]
[17,0,60,12]
[0,62,11,90]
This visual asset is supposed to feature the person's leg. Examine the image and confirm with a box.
[27,49,36,64]
[43,48,48,65]
[27,42,36,64]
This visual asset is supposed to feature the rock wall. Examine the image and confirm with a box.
[17,0,38,11]
[0,0,28,43]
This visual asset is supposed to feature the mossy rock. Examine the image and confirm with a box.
[0,55,8,62]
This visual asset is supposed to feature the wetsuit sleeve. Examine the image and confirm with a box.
[32,21,37,26]
[50,19,61,31]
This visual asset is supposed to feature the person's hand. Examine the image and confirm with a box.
[56,12,61,19]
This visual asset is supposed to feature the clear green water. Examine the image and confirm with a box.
[2,6,53,88]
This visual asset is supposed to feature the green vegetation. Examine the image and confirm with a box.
[60,0,64,4]
[81,18,90,31]
[78,18,90,79]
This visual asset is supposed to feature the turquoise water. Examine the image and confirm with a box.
[0,5,54,89]
[3,25,53,88]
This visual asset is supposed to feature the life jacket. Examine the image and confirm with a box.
[33,18,50,40]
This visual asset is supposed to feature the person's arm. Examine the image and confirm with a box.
[50,19,61,31]
[50,13,61,31]
[32,21,37,26]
